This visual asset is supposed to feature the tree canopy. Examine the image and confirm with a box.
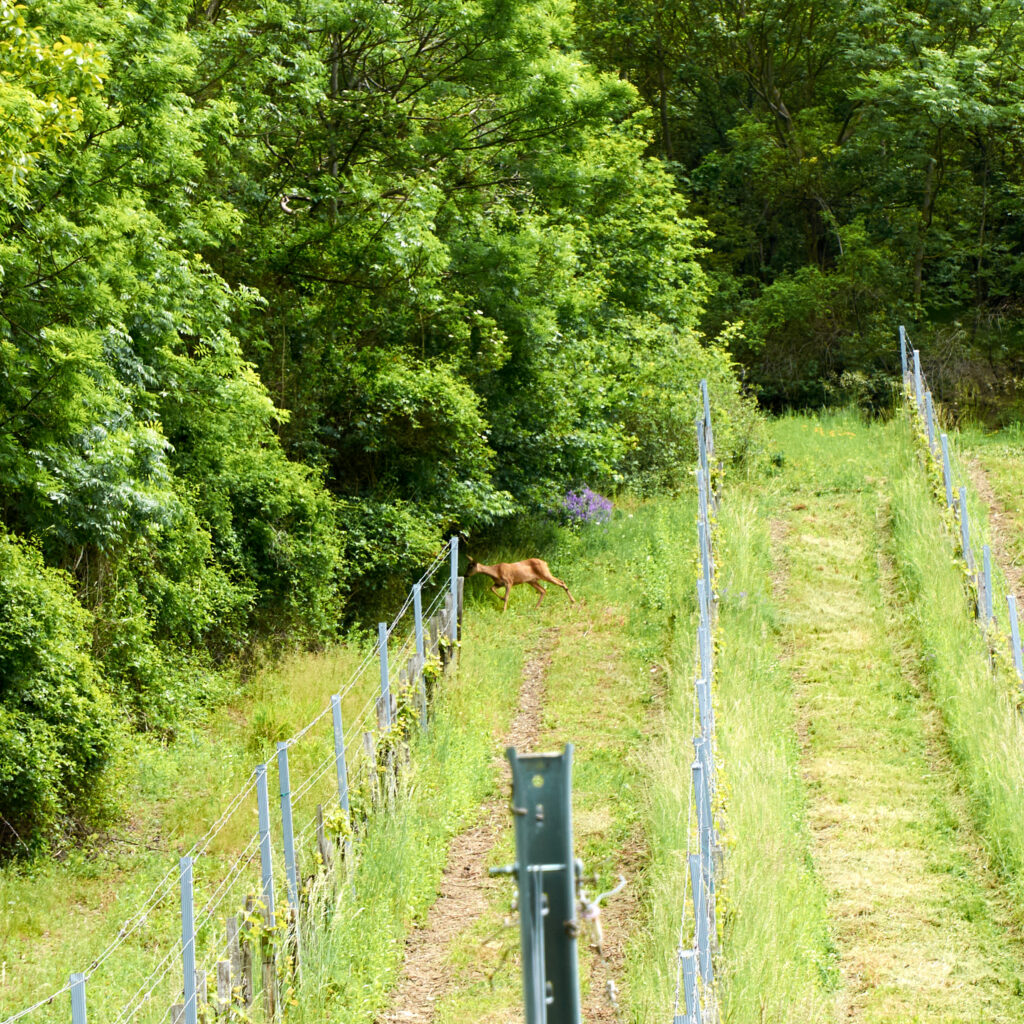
[577,0,1024,409]
[0,0,752,846]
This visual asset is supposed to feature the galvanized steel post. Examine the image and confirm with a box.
[940,435,954,508]
[680,950,703,1024]
[959,487,974,570]
[69,974,87,1024]
[1008,595,1024,681]
[450,537,459,642]
[378,622,392,730]
[688,853,712,985]
[696,416,708,482]
[413,583,425,663]
[692,760,714,900]
[180,856,198,1024]
[330,694,349,816]
[700,379,714,458]
[502,745,580,1024]
[277,743,299,912]
[983,545,994,623]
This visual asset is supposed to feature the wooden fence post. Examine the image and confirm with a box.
[240,896,255,1008]
[195,971,207,1024]
[216,960,231,1017]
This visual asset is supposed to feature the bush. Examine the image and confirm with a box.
[0,531,114,849]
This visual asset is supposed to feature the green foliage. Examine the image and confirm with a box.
[0,531,113,849]
[576,0,1024,407]
[0,0,756,845]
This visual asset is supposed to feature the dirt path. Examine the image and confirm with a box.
[771,422,1024,1022]
[377,629,557,1024]
[968,458,1024,605]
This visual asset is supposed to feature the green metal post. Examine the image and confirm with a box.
[502,745,581,1024]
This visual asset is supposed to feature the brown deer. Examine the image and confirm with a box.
[467,558,576,612]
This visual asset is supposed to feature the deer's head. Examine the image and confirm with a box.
[466,559,482,576]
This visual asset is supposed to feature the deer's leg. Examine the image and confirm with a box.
[502,582,512,613]
[490,584,505,604]
[528,581,547,608]
[541,571,576,605]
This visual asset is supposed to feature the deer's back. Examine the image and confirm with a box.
[499,558,549,580]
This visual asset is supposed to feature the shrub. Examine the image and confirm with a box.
[0,531,114,850]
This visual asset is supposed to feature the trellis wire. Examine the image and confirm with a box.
[898,326,1022,691]
[669,386,721,1024]
[2,538,460,1024]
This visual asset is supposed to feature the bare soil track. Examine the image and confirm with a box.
[377,630,557,1024]
[969,458,1024,607]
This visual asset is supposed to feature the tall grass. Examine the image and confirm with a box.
[713,493,836,1024]
[0,645,382,1024]
[889,424,1024,901]
[287,613,530,1024]
[560,496,699,1020]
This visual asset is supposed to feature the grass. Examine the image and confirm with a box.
[406,496,704,1024]
[757,410,1024,1020]
[14,402,1024,1024]
[1,494,703,1024]
[287,614,532,1024]
[713,490,836,1023]
[959,420,1024,581]
[892,414,1024,903]
[0,644,385,1024]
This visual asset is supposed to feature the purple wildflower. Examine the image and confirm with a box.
[563,487,613,526]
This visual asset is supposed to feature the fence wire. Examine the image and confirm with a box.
[2,539,459,1024]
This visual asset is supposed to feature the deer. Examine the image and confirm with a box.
[466,557,576,612]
